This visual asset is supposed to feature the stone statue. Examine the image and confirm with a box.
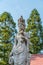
[9,16,31,65]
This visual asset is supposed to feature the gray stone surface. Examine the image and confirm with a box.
[9,16,31,65]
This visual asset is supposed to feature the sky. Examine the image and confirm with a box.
[0,0,43,29]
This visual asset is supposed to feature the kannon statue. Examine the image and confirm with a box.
[9,16,31,65]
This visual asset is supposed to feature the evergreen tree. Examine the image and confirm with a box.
[40,26,43,50]
[26,9,42,54]
[0,12,17,65]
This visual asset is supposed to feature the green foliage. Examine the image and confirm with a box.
[0,12,17,65]
[26,9,43,54]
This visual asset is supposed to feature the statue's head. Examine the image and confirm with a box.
[18,16,25,33]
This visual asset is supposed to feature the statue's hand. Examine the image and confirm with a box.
[9,56,14,64]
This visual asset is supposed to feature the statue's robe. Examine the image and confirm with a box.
[9,32,31,65]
